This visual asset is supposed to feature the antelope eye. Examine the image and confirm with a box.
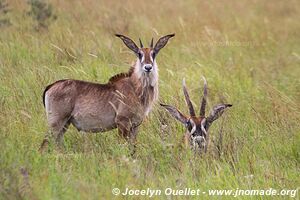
[138,52,143,60]
[152,52,156,59]
[185,120,192,130]
[185,120,190,127]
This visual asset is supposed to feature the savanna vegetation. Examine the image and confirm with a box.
[0,0,299,199]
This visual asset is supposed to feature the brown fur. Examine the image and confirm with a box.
[108,67,135,84]
[141,48,153,64]
[40,61,157,153]
[40,33,175,153]
[42,79,67,107]
[161,77,232,153]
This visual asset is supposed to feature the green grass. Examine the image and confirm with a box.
[0,0,299,199]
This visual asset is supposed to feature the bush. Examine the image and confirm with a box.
[27,0,56,30]
[0,0,11,27]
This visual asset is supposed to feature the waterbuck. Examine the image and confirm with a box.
[39,33,175,152]
[160,77,232,153]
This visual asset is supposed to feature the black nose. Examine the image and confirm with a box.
[144,65,152,72]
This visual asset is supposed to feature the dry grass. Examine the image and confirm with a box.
[0,0,299,199]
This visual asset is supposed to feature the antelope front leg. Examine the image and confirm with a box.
[116,115,130,139]
[116,116,138,155]
[116,117,138,143]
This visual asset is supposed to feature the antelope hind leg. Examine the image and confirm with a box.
[39,118,70,153]
[39,130,52,153]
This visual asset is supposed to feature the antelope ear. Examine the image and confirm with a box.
[154,33,175,55]
[160,103,187,124]
[115,34,139,55]
[206,104,232,125]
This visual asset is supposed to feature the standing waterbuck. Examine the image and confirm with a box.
[39,33,175,152]
[160,77,232,153]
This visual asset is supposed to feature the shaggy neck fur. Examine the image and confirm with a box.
[130,59,159,115]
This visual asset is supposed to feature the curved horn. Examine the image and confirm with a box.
[150,38,154,48]
[183,78,196,116]
[139,38,143,48]
[200,76,207,117]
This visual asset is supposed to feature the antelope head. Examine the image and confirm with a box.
[115,34,175,76]
[161,77,232,153]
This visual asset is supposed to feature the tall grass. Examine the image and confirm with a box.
[0,0,299,199]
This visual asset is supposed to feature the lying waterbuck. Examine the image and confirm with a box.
[39,33,175,152]
[160,77,232,153]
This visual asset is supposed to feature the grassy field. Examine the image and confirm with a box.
[0,0,299,199]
